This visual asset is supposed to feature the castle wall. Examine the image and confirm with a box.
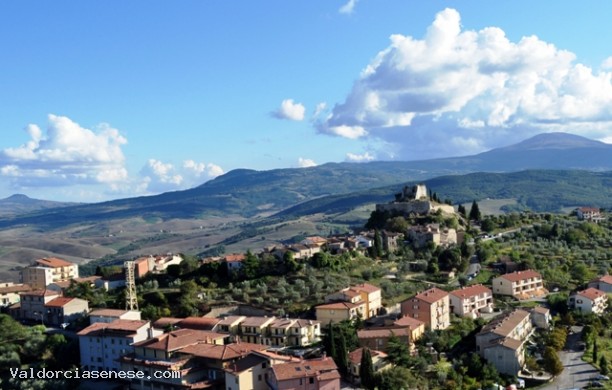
[376,200,432,215]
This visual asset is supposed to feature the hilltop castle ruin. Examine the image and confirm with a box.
[376,184,455,216]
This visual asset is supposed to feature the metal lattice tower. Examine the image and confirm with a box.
[124,261,138,311]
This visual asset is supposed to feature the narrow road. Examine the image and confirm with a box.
[540,326,599,390]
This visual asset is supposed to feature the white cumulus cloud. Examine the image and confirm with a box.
[297,157,317,168]
[139,159,224,193]
[271,99,306,121]
[0,114,129,188]
[318,8,612,160]
[339,0,358,14]
[345,151,375,162]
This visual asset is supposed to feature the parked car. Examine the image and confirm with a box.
[595,375,609,381]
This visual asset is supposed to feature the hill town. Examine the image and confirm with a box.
[0,183,611,390]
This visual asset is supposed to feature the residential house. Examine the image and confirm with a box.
[21,257,79,289]
[324,283,382,319]
[568,288,609,315]
[122,329,266,390]
[449,284,494,318]
[316,301,366,325]
[531,306,551,329]
[224,352,282,390]
[300,236,327,247]
[89,309,142,324]
[216,316,247,334]
[475,309,534,376]
[43,296,90,326]
[576,207,605,222]
[266,318,321,347]
[225,253,247,274]
[381,230,402,254]
[492,270,547,300]
[406,224,457,249]
[11,289,60,323]
[269,356,341,390]
[391,316,426,343]
[240,316,276,344]
[47,276,101,294]
[588,275,612,293]
[357,327,412,353]
[348,348,390,385]
[94,273,127,291]
[0,283,31,307]
[78,319,160,372]
[400,287,450,330]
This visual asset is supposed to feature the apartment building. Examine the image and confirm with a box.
[588,275,612,293]
[89,309,142,324]
[357,327,412,353]
[0,283,31,307]
[240,317,276,344]
[315,301,366,325]
[449,284,494,318]
[78,319,159,372]
[492,270,547,300]
[400,287,450,330]
[21,257,79,289]
[348,348,390,385]
[324,283,382,319]
[269,356,340,390]
[568,288,609,315]
[12,289,88,326]
[476,309,534,375]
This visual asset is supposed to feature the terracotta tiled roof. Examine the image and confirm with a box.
[271,357,338,381]
[532,306,550,314]
[133,329,226,352]
[479,309,530,337]
[45,297,76,307]
[593,275,612,285]
[357,327,410,339]
[577,288,607,301]
[22,289,60,297]
[450,284,492,299]
[177,317,221,330]
[216,316,246,327]
[414,287,449,304]
[180,342,266,360]
[0,284,32,294]
[224,353,268,373]
[35,257,74,268]
[289,319,319,328]
[393,316,425,330]
[498,270,541,283]
[348,347,387,365]
[241,316,276,327]
[77,319,149,336]
[269,318,295,329]
[316,301,363,310]
[224,253,246,262]
[90,309,131,317]
[352,283,381,294]
[152,317,183,328]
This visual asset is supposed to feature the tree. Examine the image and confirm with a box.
[547,327,568,351]
[335,331,349,375]
[385,332,411,367]
[359,347,376,390]
[469,200,482,222]
[375,366,421,390]
[593,338,598,362]
[374,230,383,258]
[600,355,609,375]
[543,346,564,376]
[457,204,466,218]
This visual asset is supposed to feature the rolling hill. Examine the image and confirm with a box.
[1,132,611,230]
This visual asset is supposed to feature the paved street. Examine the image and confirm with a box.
[540,326,599,390]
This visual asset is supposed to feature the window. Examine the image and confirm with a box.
[309,377,314,384]
[262,363,267,368]
[258,375,262,381]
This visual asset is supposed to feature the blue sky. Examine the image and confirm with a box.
[2,1,612,202]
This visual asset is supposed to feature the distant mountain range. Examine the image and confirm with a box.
[2,132,612,229]
[0,194,78,217]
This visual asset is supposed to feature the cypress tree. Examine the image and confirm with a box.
[360,347,376,389]
[335,330,349,375]
[327,322,337,360]
[593,339,598,362]
[600,355,609,375]
[469,200,482,221]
